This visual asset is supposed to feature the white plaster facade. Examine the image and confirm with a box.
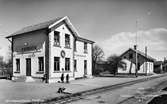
[118,59,154,74]
[6,16,94,83]
[118,48,155,75]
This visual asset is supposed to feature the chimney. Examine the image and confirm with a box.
[134,45,137,50]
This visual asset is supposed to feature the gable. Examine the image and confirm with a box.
[49,19,77,38]
[120,48,155,64]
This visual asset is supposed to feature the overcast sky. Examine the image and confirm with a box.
[0,0,167,61]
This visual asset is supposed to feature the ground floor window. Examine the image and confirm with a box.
[74,60,77,71]
[84,60,87,75]
[38,57,44,72]
[16,59,20,72]
[65,58,70,71]
[54,57,60,71]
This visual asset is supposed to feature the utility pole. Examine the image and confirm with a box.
[135,19,138,77]
[145,46,147,75]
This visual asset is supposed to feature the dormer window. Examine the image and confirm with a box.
[84,42,87,53]
[54,31,60,46]
[65,34,70,48]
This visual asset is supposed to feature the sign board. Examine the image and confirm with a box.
[22,46,37,52]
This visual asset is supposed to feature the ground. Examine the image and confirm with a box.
[66,75,167,104]
[0,74,166,104]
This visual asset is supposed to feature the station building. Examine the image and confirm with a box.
[6,16,94,83]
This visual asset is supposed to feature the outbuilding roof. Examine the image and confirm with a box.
[120,48,156,62]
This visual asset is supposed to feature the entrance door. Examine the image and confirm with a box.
[84,60,87,76]
[26,58,31,76]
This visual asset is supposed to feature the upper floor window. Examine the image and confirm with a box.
[84,42,87,53]
[65,58,70,71]
[74,60,77,72]
[38,57,44,72]
[54,57,60,71]
[16,59,20,72]
[65,34,70,48]
[54,31,60,46]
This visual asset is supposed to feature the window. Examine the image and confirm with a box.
[138,63,140,71]
[84,60,87,75]
[65,34,70,48]
[123,64,127,71]
[65,58,70,71]
[84,42,87,53]
[16,59,20,72]
[54,31,60,46]
[74,40,76,51]
[38,57,44,72]
[129,53,133,59]
[54,57,60,71]
[74,60,77,71]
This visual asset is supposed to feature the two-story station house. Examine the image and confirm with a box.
[6,16,94,83]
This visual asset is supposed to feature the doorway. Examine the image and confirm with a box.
[26,58,31,76]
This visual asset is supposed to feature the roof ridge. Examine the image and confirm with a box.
[129,48,155,61]
[19,17,64,30]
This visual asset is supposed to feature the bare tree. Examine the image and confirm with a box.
[92,45,104,75]
[107,55,125,76]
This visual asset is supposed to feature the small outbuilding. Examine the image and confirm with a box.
[118,47,155,75]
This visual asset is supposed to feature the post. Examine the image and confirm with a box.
[135,19,138,77]
[145,46,147,75]
[134,45,138,77]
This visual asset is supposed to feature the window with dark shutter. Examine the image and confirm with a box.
[65,58,70,71]
[38,57,44,71]
[54,57,60,71]
[65,34,70,48]
[16,59,20,72]
[54,31,60,46]
[84,42,87,53]
[74,60,77,71]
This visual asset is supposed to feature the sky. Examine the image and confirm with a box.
[0,0,167,61]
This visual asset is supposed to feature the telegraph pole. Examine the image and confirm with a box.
[135,19,138,77]
[145,46,147,75]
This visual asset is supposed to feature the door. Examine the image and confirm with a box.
[84,60,87,76]
[26,58,31,76]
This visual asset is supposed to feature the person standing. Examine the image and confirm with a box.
[66,74,69,83]
[60,68,64,83]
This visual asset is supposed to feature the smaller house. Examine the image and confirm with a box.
[154,60,167,74]
[118,47,155,75]
[93,61,108,75]
[154,61,163,74]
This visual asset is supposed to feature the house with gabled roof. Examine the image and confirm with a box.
[6,16,94,83]
[118,47,156,75]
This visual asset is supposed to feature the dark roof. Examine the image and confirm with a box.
[76,36,94,44]
[6,17,63,38]
[154,61,163,65]
[120,48,156,62]
[6,16,95,44]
